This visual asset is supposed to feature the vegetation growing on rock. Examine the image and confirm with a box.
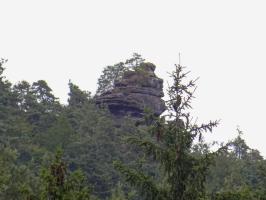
[0,54,266,199]
[96,61,165,118]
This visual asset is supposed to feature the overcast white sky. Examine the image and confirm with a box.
[1,0,266,156]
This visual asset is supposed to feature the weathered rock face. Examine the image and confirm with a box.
[96,63,166,118]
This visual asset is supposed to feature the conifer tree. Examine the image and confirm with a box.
[40,150,91,200]
[114,64,219,200]
[0,59,20,141]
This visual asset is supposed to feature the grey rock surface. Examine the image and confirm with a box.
[96,63,166,118]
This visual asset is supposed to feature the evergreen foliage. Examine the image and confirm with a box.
[40,149,91,200]
[68,81,91,108]
[0,56,265,199]
[114,64,219,200]
[206,129,266,199]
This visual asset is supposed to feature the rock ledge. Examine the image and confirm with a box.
[96,63,166,118]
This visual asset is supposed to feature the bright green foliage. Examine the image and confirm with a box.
[115,64,219,200]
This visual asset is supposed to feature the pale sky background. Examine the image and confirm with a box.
[1,0,266,156]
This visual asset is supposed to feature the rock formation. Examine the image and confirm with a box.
[96,63,166,118]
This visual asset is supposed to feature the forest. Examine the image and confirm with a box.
[0,54,266,200]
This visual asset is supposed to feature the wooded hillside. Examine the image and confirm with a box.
[0,55,265,200]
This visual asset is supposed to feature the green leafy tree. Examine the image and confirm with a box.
[228,128,249,159]
[31,80,61,134]
[206,129,266,199]
[68,81,91,108]
[13,80,35,112]
[96,53,145,95]
[12,79,62,136]
[115,64,219,200]
[0,59,17,127]
[31,80,57,105]
[0,59,23,146]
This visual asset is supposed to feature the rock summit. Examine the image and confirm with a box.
[96,63,166,118]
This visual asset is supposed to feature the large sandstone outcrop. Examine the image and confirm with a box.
[96,63,166,118]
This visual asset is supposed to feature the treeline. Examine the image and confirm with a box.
[0,56,266,200]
